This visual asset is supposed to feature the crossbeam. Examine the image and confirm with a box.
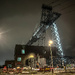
[26,4,61,45]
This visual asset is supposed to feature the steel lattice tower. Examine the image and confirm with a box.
[51,23,63,56]
[26,4,63,56]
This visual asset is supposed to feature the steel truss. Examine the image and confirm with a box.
[51,23,63,56]
[26,4,63,56]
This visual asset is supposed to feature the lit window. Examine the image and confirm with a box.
[17,57,21,61]
[22,49,25,54]
[8,64,12,68]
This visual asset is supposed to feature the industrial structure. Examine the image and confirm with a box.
[4,4,63,68]
[26,4,63,56]
[4,4,75,68]
[5,45,57,68]
[14,45,57,67]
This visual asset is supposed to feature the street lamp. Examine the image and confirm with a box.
[49,40,53,68]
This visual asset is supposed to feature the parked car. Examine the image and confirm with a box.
[22,69,29,74]
[3,66,7,73]
[16,68,22,73]
[3,68,7,73]
[8,68,14,74]
[39,66,51,72]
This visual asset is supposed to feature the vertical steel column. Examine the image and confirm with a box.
[51,23,63,56]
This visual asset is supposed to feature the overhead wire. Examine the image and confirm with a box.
[49,0,75,15]
[59,3,75,12]
[61,9,75,15]
[47,0,74,14]
[47,0,75,13]
[48,0,61,6]
[57,2,75,15]
[52,0,71,8]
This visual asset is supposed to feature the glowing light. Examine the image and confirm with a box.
[8,64,12,68]
[49,40,53,46]
[17,57,21,61]
[22,49,25,54]
[49,43,51,46]
[29,55,34,58]
[0,29,11,39]
[49,40,53,44]
[28,53,35,58]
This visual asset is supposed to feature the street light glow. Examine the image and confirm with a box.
[49,40,53,46]
[29,55,34,58]
[49,43,51,46]
[28,53,35,58]
[48,40,53,68]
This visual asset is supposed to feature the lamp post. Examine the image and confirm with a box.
[49,40,53,68]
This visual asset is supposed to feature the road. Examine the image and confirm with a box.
[56,72,75,75]
[0,72,56,75]
[1,70,75,75]
[0,72,75,75]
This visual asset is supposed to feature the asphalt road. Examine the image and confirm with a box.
[1,72,75,75]
[0,72,55,75]
[56,72,75,75]
[1,71,75,75]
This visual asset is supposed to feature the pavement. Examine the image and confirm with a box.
[56,72,75,75]
[0,70,75,75]
[0,72,75,75]
[0,72,56,75]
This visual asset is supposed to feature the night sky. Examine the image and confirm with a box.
[0,0,75,65]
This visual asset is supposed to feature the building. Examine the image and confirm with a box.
[4,45,58,68]
[14,44,57,67]
[5,60,15,68]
